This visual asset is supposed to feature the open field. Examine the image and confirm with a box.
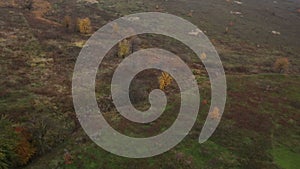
[0,0,299,169]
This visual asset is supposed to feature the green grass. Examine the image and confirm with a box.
[272,145,300,169]
[25,74,300,169]
[2,0,299,168]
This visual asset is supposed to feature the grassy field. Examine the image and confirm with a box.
[0,0,299,169]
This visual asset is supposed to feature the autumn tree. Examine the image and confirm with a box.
[274,57,289,73]
[158,72,173,90]
[118,39,130,58]
[63,16,72,30]
[77,18,92,34]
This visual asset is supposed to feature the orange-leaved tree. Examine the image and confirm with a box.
[274,57,289,73]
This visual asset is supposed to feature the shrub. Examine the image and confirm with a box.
[0,117,20,169]
[64,151,73,165]
[274,57,289,73]
[0,117,36,169]
[118,39,130,58]
[30,119,49,155]
[159,72,173,90]
[14,127,36,166]
[77,18,92,34]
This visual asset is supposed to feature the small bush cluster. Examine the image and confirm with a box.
[14,127,36,165]
[0,117,18,169]
[274,57,289,73]
[0,117,35,169]
[62,16,92,34]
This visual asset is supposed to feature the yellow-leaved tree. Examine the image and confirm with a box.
[159,72,173,90]
[118,39,130,58]
[77,18,92,34]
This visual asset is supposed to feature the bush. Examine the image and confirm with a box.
[0,117,36,169]
[14,127,36,166]
[0,117,20,169]
[77,18,92,34]
[274,57,289,73]
[30,119,49,155]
